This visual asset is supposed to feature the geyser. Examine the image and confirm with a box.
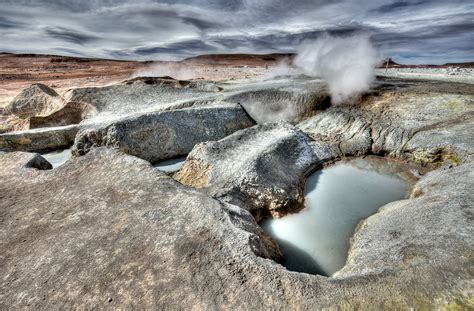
[261,157,408,276]
[294,33,378,105]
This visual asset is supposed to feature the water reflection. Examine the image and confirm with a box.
[261,158,409,276]
[153,156,187,172]
[41,149,71,168]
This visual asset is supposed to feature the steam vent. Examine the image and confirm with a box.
[1,1,474,309]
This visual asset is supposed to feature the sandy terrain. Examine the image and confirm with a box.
[1,52,473,108]
[0,53,290,107]
[0,53,149,107]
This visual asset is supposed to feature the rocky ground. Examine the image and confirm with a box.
[0,54,473,309]
[376,67,474,84]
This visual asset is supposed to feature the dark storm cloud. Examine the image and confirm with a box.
[135,39,218,56]
[180,17,222,31]
[370,0,430,13]
[0,0,473,63]
[0,17,24,29]
[45,27,101,45]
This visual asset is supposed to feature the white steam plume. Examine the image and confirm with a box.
[262,58,299,80]
[294,33,378,104]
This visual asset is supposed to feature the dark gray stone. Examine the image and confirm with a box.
[72,104,255,163]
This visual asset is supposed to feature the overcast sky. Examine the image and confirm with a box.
[1,0,473,63]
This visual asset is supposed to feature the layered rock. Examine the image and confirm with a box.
[0,125,79,152]
[298,80,474,165]
[72,104,255,163]
[175,122,321,218]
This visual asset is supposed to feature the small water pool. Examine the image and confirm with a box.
[260,157,409,276]
[153,156,187,172]
[41,149,71,168]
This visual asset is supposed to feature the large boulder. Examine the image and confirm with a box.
[2,83,65,118]
[175,122,323,219]
[0,84,97,133]
[63,79,218,116]
[0,125,79,152]
[28,101,97,129]
[224,81,330,124]
[72,104,255,163]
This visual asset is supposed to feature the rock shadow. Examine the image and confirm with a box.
[277,239,327,276]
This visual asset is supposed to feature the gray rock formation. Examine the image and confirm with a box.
[0,84,97,133]
[224,79,330,124]
[2,83,64,118]
[336,160,474,281]
[298,80,474,165]
[63,80,217,116]
[175,122,320,219]
[0,125,79,153]
[72,104,255,163]
[0,147,472,309]
[28,101,97,129]
[0,76,472,309]
[123,76,223,92]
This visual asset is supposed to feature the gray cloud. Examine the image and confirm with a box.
[0,0,473,63]
[44,27,101,45]
[0,17,25,29]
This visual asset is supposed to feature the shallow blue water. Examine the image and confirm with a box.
[261,159,409,276]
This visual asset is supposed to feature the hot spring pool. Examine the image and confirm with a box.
[260,158,409,276]
[153,156,187,172]
[41,149,71,168]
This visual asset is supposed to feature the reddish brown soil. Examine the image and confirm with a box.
[0,53,150,106]
[0,53,286,106]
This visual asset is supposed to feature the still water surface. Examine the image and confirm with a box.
[42,149,71,168]
[153,156,187,172]
[261,158,409,276]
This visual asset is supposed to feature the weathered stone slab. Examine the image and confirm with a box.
[0,125,79,153]
[72,104,255,163]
